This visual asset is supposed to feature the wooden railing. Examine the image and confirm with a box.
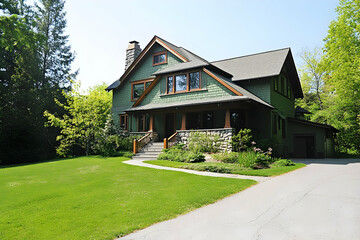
[133,132,152,154]
[163,132,178,149]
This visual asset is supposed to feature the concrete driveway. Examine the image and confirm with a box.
[119,159,360,240]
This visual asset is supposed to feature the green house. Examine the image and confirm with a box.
[106,36,337,158]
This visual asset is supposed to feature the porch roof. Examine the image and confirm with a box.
[125,95,273,112]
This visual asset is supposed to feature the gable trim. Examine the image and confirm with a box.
[119,36,188,85]
[202,68,243,96]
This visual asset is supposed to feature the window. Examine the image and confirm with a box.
[203,112,214,129]
[272,114,277,134]
[166,71,201,94]
[274,75,292,99]
[189,72,200,90]
[167,76,173,93]
[282,119,286,138]
[131,79,153,101]
[153,51,167,66]
[137,114,150,132]
[119,114,128,130]
[175,74,187,92]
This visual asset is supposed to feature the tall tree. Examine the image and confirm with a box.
[0,0,75,164]
[323,0,360,152]
[0,1,45,164]
[35,0,74,90]
[296,49,334,124]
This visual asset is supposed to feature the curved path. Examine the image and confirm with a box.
[123,159,270,183]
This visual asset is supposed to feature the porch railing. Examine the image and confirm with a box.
[163,132,178,149]
[133,132,152,154]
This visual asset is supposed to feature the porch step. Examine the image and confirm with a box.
[133,142,164,160]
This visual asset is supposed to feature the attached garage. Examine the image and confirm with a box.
[288,118,337,158]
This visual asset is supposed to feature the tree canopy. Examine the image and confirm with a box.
[297,0,360,153]
[0,0,74,164]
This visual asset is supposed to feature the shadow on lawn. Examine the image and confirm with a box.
[0,152,132,169]
[292,158,360,165]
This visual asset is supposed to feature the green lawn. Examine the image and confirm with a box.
[0,156,256,240]
[145,160,306,177]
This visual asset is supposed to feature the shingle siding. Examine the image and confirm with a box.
[138,70,236,106]
[238,78,271,103]
[111,44,183,123]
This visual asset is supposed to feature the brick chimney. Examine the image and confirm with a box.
[125,40,141,70]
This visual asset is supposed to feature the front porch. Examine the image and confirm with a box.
[125,99,272,153]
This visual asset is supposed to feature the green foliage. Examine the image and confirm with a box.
[0,0,74,164]
[158,146,205,163]
[213,152,239,163]
[237,151,257,168]
[186,152,206,163]
[92,116,138,156]
[181,164,233,174]
[231,128,252,152]
[187,132,221,153]
[44,82,112,157]
[272,159,294,167]
[322,0,360,153]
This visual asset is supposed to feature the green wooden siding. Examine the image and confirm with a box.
[238,78,271,103]
[111,44,183,123]
[138,70,236,106]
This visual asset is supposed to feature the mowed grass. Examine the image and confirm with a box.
[0,156,256,240]
[145,160,306,177]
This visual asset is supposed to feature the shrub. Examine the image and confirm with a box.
[238,151,257,168]
[253,153,272,169]
[272,159,294,167]
[187,132,220,153]
[158,147,205,163]
[158,148,186,162]
[231,128,252,152]
[186,152,205,163]
[213,152,239,163]
[182,164,232,174]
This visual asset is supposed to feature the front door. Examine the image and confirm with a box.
[165,113,175,138]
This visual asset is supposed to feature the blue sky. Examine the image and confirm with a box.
[64,0,339,90]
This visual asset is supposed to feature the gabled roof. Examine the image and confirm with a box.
[211,48,290,81]
[106,36,189,91]
[211,48,303,98]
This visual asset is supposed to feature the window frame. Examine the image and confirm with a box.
[131,78,154,101]
[274,75,292,99]
[166,70,201,94]
[152,51,167,66]
[119,114,128,131]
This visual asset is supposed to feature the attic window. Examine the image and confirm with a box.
[153,51,167,66]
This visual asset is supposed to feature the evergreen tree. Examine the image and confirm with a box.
[0,0,75,164]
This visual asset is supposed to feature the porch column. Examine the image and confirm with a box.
[181,113,186,130]
[224,109,231,128]
[149,114,154,131]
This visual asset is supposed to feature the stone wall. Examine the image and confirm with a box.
[176,128,233,152]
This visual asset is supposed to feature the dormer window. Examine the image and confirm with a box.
[153,51,167,66]
[166,71,201,94]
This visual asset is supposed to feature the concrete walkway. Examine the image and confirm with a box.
[123,159,270,183]
[119,159,360,240]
